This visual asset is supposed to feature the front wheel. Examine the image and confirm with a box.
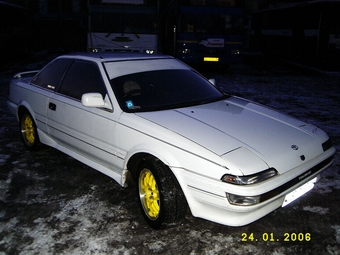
[19,111,40,150]
[137,158,187,229]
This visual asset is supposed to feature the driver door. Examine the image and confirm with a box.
[46,59,121,173]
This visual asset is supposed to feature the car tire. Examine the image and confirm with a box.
[137,158,187,229]
[19,111,40,150]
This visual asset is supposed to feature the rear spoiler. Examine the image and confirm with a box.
[13,70,40,79]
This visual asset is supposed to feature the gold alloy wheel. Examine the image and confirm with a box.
[139,168,160,220]
[21,114,35,146]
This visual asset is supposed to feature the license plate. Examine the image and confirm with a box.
[282,177,317,207]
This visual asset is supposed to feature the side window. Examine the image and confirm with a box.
[59,60,107,100]
[31,58,72,90]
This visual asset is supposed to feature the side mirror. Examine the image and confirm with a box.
[82,93,105,107]
[81,93,112,110]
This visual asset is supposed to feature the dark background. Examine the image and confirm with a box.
[2,0,338,69]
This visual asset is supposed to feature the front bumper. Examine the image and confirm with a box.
[172,147,335,227]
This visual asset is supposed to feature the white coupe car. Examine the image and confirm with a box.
[7,53,335,229]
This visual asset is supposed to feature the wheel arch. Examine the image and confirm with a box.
[17,102,35,120]
[126,152,171,184]
[124,145,182,185]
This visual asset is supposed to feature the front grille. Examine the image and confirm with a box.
[259,156,334,203]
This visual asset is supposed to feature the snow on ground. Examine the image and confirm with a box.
[0,56,339,254]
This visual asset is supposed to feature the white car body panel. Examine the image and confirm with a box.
[175,147,334,226]
[46,93,121,173]
[10,79,53,135]
[136,97,327,175]
[7,53,335,227]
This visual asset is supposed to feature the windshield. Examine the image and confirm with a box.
[110,69,227,112]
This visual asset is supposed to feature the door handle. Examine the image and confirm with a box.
[49,103,56,111]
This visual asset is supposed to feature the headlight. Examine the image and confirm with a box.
[221,168,278,185]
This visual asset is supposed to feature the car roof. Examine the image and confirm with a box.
[57,52,174,63]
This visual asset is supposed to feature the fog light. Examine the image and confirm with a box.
[226,193,260,206]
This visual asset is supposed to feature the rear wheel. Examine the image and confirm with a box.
[137,158,187,229]
[19,111,39,150]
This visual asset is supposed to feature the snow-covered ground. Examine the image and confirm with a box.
[0,56,339,254]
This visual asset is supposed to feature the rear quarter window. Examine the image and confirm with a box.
[31,58,72,90]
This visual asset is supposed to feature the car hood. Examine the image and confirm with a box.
[136,97,327,174]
